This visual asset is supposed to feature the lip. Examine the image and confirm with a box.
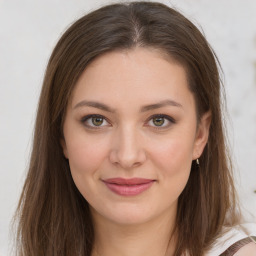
[102,178,155,196]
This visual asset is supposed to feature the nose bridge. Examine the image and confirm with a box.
[110,123,146,168]
[119,124,138,154]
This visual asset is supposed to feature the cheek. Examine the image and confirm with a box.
[66,136,109,180]
[151,138,194,169]
[151,139,193,200]
[66,137,110,201]
[148,135,194,192]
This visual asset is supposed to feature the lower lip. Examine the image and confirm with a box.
[104,181,155,196]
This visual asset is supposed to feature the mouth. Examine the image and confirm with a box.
[102,178,156,196]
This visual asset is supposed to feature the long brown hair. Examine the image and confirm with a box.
[14,1,240,255]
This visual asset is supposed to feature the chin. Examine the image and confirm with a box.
[90,202,157,226]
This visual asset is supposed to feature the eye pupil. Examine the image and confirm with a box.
[92,117,103,126]
[153,117,165,126]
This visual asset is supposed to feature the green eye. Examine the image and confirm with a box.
[147,115,175,128]
[82,115,109,128]
[152,117,165,126]
[91,117,104,126]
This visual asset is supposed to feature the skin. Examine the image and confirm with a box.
[62,47,211,256]
[234,242,256,255]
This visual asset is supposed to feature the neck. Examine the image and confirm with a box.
[91,208,177,256]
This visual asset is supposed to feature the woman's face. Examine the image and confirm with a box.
[62,47,210,226]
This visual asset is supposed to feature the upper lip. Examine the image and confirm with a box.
[102,178,155,185]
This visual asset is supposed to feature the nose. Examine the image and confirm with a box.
[109,125,147,169]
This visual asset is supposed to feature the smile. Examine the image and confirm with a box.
[102,178,155,196]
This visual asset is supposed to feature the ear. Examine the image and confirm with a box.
[60,138,69,159]
[192,111,211,160]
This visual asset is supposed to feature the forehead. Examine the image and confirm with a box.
[70,47,195,111]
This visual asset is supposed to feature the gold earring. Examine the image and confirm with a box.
[196,158,200,165]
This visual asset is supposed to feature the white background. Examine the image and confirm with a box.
[1,0,256,255]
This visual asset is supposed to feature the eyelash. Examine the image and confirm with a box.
[81,114,176,129]
[81,114,111,129]
[146,114,176,129]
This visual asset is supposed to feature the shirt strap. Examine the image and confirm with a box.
[219,236,256,256]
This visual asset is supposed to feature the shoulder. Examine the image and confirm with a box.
[234,241,256,255]
[222,236,256,255]
[205,223,256,256]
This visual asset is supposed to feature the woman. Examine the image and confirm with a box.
[14,1,256,255]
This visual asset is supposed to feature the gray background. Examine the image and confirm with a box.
[1,0,256,255]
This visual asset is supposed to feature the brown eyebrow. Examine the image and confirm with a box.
[74,100,116,113]
[74,99,183,112]
[140,99,183,112]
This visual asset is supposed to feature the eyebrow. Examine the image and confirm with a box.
[74,99,183,112]
[74,100,116,112]
[140,99,183,112]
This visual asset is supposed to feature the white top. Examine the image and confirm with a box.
[205,223,256,255]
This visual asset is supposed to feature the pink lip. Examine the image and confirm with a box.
[102,178,155,196]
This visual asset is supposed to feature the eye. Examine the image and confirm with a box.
[81,115,110,128]
[147,114,175,128]
[152,117,165,126]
